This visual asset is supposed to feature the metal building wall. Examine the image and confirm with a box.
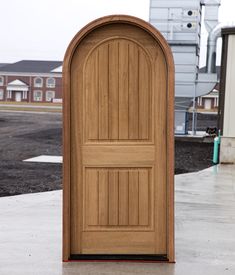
[150,0,219,134]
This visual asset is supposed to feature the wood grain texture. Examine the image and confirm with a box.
[139,50,150,140]
[128,170,139,225]
[108,42,119,139]
[128,43,139,139]
[139,169,149,226]
[84,168,152,229]
[84,38,151,142]
[118,170,129,226]
[118,40,129,140]
[63,15,174,261]
[108,170,119,225]
[82,232,156,254]
[98,45,109,140]
[98,170,109,225]
[86,51,99,140]
[154,50,167,254]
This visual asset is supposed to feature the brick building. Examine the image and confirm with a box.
[196,66,220,111]
[0,60,62,103]
[197,85,219,111]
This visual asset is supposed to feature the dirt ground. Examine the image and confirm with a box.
[0,111,62,196]
[0,111,217,197]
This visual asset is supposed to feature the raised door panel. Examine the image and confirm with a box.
[84,168,153,230]
[85,38,151,143]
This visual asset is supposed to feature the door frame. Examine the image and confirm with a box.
[62,15,175,262]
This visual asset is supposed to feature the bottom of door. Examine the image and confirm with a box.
[69,254,168,262]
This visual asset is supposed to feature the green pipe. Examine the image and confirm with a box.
[213,130,221,164]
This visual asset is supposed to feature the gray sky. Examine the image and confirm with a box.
[0,0,234,65]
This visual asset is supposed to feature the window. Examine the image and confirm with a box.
[46,77,55,88]
[0,89,3,100]
[0,76,4,86]
[46,91,55,102]
[34,77,43,87]
[33,90,42,101]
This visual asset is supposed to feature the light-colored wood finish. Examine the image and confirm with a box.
[63,15,175,262]
[85,38,151,142]
[82,232,156,254]
[83,168,152,229]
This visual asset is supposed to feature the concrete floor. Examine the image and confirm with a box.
[0,165,235,275]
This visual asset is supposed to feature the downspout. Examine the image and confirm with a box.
[201,0,221,73]
[206,24,222,73]
[206,22,235,73]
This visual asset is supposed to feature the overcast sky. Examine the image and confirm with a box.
[0,0,234,66]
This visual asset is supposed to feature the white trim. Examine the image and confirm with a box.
[7,86,28,91]
[7,79,27,86]
[51,65,62,73]
[202,95,218,99]
[0,72,62,78]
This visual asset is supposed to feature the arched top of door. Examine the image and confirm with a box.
[63,15,174,76]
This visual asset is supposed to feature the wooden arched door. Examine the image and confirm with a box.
[63,15,174,262]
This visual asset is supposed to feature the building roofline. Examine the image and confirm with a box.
[0,60,63,74]
[222,27,235,36]
[0,72,62,78]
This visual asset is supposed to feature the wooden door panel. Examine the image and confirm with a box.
[84,168,153,230]
[82,232,156,254]
[84,38,152,142]
[82,146,155,166]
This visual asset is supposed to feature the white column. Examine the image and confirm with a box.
[7,90,12,99]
